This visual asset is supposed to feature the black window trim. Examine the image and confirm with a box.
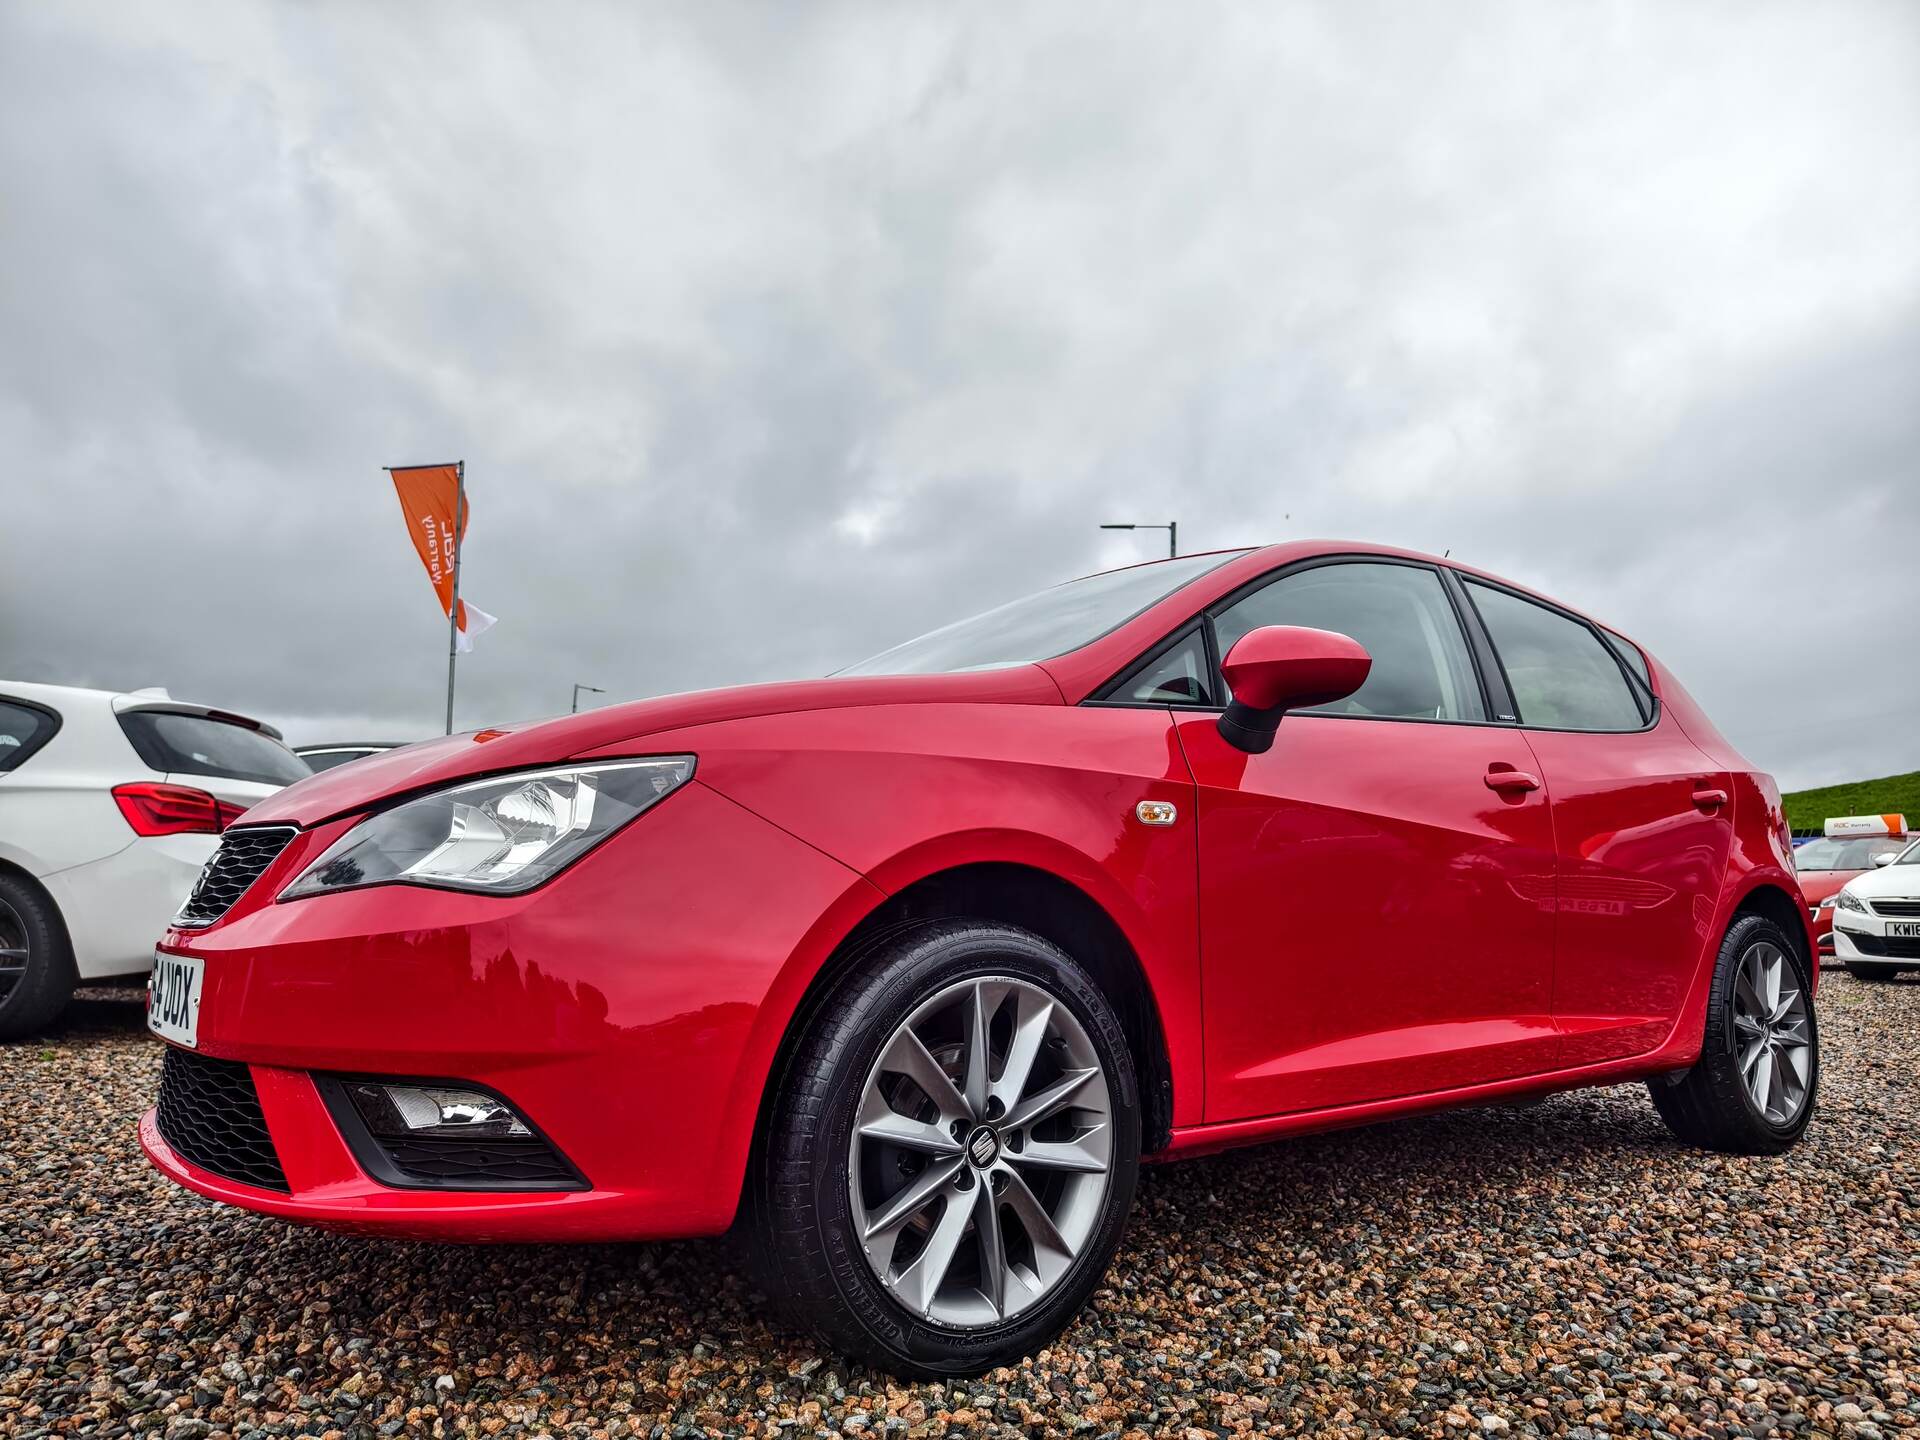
[0,695,63,772]
[1085,552,1513,730]
[1455,575,1659,735]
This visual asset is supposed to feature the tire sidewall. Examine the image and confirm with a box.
[807,925,1140,1374]
[1712,916,1819,1145]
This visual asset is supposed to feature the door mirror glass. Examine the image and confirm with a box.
[1217,626,1372,753]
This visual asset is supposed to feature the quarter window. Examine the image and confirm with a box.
[1213,563,1486,722]
[1465,582,1645,731]
[1108,629,1218,707]
[0,700,58,772]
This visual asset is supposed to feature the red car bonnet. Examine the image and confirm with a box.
[243,667,1065,828]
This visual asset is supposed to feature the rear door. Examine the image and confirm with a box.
[1155,558,1562,1121]
[1459,581,1735,1065]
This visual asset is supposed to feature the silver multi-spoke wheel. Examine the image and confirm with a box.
[1731,940,1812,1125]
[849,975,1114,1329]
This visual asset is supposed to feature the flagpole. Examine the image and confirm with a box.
[445,461,465,735]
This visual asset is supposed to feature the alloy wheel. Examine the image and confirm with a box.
[1730,941,1812,1125]
[0,897,29,1008]
[848,975,1114,1329]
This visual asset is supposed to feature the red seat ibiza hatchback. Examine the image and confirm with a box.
[143,541,1817,1374]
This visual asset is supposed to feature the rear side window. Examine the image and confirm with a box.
[0,700,59,772]
[119,711,311,786]
[1214,562,1487,722]
[1465,583,1645,731]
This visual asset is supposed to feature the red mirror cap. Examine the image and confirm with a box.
[1221,625,1372,711]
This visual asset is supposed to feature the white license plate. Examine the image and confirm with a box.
[1890,920,1920,939]
[148,951,204,1047]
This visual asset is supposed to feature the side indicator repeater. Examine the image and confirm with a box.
[1134,800,1178,827]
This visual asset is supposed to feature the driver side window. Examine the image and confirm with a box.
[1213,562,1487,722]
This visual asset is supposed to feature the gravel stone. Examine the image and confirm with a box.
[2,977,1916,1438]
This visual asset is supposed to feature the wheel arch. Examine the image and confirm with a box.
[1729,879,1817,983]
[0,856,72,952]
[744,859,1178,1216]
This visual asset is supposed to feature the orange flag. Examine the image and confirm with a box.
[388,463,496,651]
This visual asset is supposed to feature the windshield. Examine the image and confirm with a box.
[1896,840,1920,866]
[840,551,1245,677]
[1793,837,1907,871]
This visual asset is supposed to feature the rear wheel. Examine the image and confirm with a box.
[0,873,76,1041]
[1648,914,1817,1155]
[748,921,1140,1376]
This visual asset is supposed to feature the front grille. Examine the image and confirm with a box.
[1847,933,1920,960]
[175,825,298,928]
[1869,898,1920,917]
[155,1048,289,1191]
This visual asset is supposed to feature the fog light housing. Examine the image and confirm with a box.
[347,1081,531,1139]
[317,1075,588,1191]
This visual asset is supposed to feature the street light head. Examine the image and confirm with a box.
[1099,524,1136,531]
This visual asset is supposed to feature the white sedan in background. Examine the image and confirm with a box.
[1830,839,1920,982]
[0,683,309,1038]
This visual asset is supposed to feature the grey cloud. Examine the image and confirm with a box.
[2,0,1916,789]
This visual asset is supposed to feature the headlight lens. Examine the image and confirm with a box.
[281,757,694,899]
[1835,889,1868,913]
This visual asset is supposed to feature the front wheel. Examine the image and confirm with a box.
[1648,914,1817,1155]
[747,921,1140,1376]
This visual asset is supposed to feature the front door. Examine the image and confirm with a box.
[1177,559,1561,1122]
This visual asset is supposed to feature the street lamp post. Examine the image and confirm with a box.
[571,683,605,714]
[1100,521,1178,558]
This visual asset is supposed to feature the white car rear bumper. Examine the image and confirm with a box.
[40,834,219,979]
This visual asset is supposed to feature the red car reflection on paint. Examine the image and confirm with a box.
[141,541,1817,1375]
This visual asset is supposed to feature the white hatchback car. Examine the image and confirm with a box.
[1830,838,1920,981]
[0,683,309,1038]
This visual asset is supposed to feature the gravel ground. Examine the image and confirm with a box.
[3,976,1916,1440]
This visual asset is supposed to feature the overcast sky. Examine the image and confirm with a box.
[2,2,1916,790]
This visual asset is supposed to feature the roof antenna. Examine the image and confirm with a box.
[1443,549,1451,558]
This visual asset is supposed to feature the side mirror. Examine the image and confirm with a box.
[1217,625,1372,754]
[1872,851,1898,868]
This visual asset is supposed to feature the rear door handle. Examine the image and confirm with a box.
[1485,768,1542,793]
[1692,787,1729,812]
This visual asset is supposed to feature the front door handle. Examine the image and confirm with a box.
[1692,786,1729,812]
[1484,767,1542,793]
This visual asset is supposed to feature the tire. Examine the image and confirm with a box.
[0,871,77,1041]
[747,920,1141,1376]
[1647,914,1817,1155]
[1845,961,1906,982]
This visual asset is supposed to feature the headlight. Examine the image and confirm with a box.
[281,757,694,900]
[1835,889,1868,913]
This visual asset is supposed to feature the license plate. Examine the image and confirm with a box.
[148,951,204,1047]
[1890,920,1920,939]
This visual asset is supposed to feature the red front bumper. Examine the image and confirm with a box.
[141,780,879,1241]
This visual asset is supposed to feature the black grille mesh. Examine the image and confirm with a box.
[1848,933,1920,960]
[155,1047,290,1192]
[375,1136,581,1187]
[175,826,297,928]
[1868,898,1920,917]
